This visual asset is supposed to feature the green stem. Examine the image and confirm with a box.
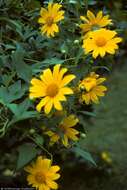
[27,135,53,162]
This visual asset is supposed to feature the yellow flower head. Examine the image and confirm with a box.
[80,10,112,33]
[29,64,76,114]
[60,115,79,147]
[101,151,112,164]
[44,115,79,147]
[38,3,64,37]
[82,28,122,58]
[79,72,107,104]
[25,156,60,190]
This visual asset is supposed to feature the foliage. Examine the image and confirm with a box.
[0,0,126,188]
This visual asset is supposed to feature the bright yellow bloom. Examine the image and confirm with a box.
[101,151,112,164]
[80,10,112,33]
[25,156,60,190]
[79,72,107,104]
[44,115,79,147]
[82,29,122,58]
[60,115,79,146]
[29,64,75,114]
[38,3,64,37]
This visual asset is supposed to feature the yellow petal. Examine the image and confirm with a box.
[60,74,76,87]
[96,11,103,19]
[53,98,63,110]
[96,78,106,85]
[31,78,45,87]
[80,16,89,23]
[90,91,99,104]
[56,92,66,101]
[52,23,59,32]
[46,180,58,189]
[93,49,99,59]
[40,7,48,16]
[24,166,34,173]
[58,68,68,81]
[50,165,60,173]
[48,173,60,180]
[36,97,50,112]
[40,68,53,84]
[87,10,95,20]
[53,64,61,80]
[62,135,69,147]
[82,93,90,105]
[95,85,107,91]
[44,99,53,114]
[40,184,50,190]
[40,158,51,169]
[62,115,79,127]
[60,87,73,95]
[99,49,106,57]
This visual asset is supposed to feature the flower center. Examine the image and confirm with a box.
[47,17,54,26]
[95,37,107,47]
[59,124,67,133]
[46,83,59,97]
[83,77,97,92]
[35,172,46,184]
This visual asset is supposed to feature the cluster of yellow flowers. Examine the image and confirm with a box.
[38,3,122,59]
[25,3,122,190]
[80,11,122,58]
[29,64,107,114]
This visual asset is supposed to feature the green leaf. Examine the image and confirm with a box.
[34,134,44,146]
[78,111,97,117]
[12,50,32,82]
[71,147,96,166]
[0,17,24,39]
[0,81,25,105]
[17,143,38,170]
[42,57,65,66]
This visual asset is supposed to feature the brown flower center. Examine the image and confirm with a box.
[35,172,46,184]
[46,83,59,97]
[95,37,107,47]
[47,17,54,26]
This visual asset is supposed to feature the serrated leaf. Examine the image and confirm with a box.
[17,143,38,170]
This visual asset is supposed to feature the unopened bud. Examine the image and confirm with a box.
[61,49,66,54]
[29,129,35,134]
[74,40,79,44]
[81,133,86,138]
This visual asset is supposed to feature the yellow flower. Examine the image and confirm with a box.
[82,29,122,58]
[44,115,79,147]
[29,64,76,114]
[79,72,107,104]
[101,151,112,164]
[45,130,60,146]
[38,3,64,37]
[60,115,79,147]
[80,10,112,33]
[25,156,60,190]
